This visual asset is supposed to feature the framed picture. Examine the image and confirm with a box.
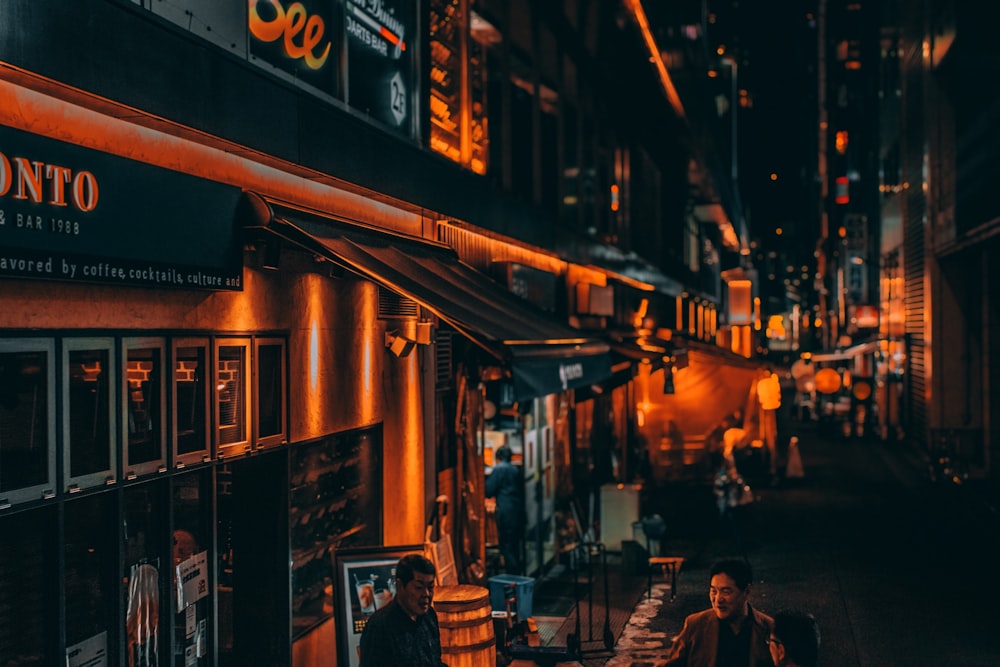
[333,545,424,667]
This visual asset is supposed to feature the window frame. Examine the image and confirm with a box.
[171,337,212,468]
[253,337,287,450]
[63,337,118,493]
[121,337,168,480]
[214,338,252,458]
[0,337,57,507]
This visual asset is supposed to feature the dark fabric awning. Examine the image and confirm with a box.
[242,193,612,400]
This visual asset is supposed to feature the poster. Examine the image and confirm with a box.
[334,545,423,667]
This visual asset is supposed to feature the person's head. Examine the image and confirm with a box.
[173,529,198,565]
[769,610,820,667]
[495,445,512,463]
[394,554,436,619]
[708,558,754,622]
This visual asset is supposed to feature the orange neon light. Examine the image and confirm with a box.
[0,70,425,238]
[621,0,686,119]
[380,27,406,51]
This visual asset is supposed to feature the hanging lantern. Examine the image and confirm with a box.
[814,367,842,394]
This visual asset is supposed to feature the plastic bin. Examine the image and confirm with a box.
[487,574,534,619]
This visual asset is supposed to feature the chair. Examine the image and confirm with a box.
[640,514,684,601]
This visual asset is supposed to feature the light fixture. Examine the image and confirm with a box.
[385,332,416,358]
[259,239,281,271]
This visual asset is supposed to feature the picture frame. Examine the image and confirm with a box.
[333,544,424,667]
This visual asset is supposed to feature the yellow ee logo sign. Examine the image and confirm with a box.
[248,0,331,70]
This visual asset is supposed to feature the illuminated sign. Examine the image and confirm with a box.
[247,0,415,135]
[248,0,332,70]
[249,0,339,95]
[0,125,243,290]
[344,0,414,131]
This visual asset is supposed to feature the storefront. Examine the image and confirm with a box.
[0,95,430,666]
[239,194,616,579]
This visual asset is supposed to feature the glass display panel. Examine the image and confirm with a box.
[122,481,167,667]
[65,493,117,660]
[124,338,167,478]
[215,340,250,456]
[64,338,117,491]
[290,427,382,641]
[0,339,56,505]
[0,507,58,665]
[172,471,212,667]
[255,339,286,448]
[173,339,211,467]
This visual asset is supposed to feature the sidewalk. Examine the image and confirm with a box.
[510,419,1000,666]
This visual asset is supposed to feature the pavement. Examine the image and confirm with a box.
[497,416,1000,666]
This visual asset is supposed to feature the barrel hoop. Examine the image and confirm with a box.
[441,636,496,654]
[434,599,490,612]
[439,616,490,629]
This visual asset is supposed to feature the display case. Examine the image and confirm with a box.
[290,428,381,640]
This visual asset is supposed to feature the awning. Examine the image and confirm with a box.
[241,193,612,400]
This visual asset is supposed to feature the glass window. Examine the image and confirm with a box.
[65,493,117,662]
[0,507,58,665]
[0,338,56,506]
[290,427,382,644]
[172,470,212,667]
[215,339,250,457]
[122,481,167,667]
[254,338,286,448]
[123,338,167,479]
[64,338,117,492]
[173,339,211,467]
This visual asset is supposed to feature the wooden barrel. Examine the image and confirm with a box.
[434,584,496,667]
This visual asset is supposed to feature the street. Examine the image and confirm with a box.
[604,420,1000,666]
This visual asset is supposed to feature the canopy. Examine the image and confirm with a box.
[241,193,613,400]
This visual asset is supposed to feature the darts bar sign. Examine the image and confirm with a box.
[0,124,243,290]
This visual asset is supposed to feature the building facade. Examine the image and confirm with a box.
[0,2,748,665]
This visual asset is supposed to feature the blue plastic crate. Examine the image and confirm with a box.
[488,574,534,619]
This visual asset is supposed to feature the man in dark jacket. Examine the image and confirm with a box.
[359,554,446,667]
[485,445,524,574]
[658,558,774,667]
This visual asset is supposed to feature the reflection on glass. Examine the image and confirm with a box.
[68,348,111,477]
[290,428,382,639]
[173,471,210,666]
[65,493,114,650]
[256,343,283,440]
[175,345,208,457]
[217,345,246,447]
[0,507,56,664]
[0,349,49,493]
[127,347,162,466]
[123,483,165,667]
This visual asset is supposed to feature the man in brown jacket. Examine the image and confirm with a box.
[657,558,774,667]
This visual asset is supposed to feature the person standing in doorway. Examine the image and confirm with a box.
[486,444,524,574]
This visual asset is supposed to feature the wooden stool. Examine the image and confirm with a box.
[647,556,683,601]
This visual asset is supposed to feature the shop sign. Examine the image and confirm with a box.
[175,551,210,610]
[247,0,415,136]
[493,261,558,313]
[344,0,414,132]
[0,125,243,290]
[512,350,613,401]
[249,0,338,95]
